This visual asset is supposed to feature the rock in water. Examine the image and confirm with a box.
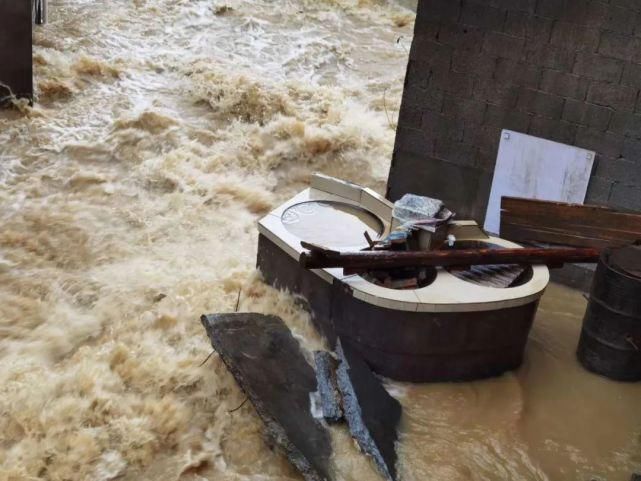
[336,339,401,481]
[201,313,334,481]
[314,351,343,423]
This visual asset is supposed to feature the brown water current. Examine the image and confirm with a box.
[0,1,639,480]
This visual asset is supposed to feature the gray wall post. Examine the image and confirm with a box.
[0,0,33,104]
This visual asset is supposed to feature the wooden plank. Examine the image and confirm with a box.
[500,223,617,250]
[0,0,33,103]
[501,197,641,231]
[300,245,600,270]
[500,197,641,248]
[501,215,641,241]
[336,340,401,481]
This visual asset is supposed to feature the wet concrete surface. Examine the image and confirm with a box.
[201,313,334,481]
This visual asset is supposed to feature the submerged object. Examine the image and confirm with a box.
[257,174,550,382]
[300,245,600,271]
[201,313,403,481]
[578,246,641,381]
[336,340,401,481]
[313,351,343,424]
[201,313,333,481]
[33,0,47,24]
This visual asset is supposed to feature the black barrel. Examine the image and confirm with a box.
[577,246,641,381]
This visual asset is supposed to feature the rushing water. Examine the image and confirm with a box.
[0,1,639,480]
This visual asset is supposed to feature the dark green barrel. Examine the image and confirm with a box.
[577,246,641,381]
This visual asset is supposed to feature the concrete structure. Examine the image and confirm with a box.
[0,0,33,103]
[257,174,549,382]
[389,0,641,223]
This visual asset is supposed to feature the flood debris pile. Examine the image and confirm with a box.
[201,313,401,481]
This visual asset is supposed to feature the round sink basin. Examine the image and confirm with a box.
[281,201,384,249]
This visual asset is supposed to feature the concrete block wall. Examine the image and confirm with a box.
[0,0,33,104]
[388,0,641,222]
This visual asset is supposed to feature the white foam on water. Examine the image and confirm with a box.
[1,1,640,481]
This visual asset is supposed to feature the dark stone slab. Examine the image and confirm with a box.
[313,351,343,423]
[201,313,333,481]
[336,339,401,481]
[0,0,33,104]
[630,474,641,481]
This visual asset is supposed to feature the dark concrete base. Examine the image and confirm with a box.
[0,0,33,104]
[257,234,539,382]
[201,313,333,481]
[331,279,537,382]
[257,234,336,344]
[336,340,401,481]
[314,351,343,424]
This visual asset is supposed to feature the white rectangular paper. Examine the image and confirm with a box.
[484,130,595,234]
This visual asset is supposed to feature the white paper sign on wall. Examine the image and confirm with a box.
[484,129,595,235]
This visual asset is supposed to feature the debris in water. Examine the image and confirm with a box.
[152,293,167,303]
[201,313,334,481]
[213,5,234,16]
[336,340,401,481]
[313,351,343,424]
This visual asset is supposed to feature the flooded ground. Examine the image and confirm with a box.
[0,1,639,480]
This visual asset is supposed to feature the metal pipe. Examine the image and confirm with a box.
[299,246,602,271]
[33,0,47,25]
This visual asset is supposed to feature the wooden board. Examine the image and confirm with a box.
[501,197,641,249]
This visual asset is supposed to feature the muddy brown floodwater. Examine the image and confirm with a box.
[0,1,639,481]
